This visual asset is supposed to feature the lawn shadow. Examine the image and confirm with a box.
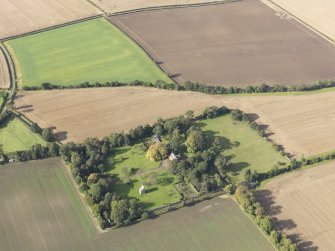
[112,177,137,197]
[157,175,174,186]
[228,161,250,176]
[255,189,318,250]
[202,130,235,150]
[145,187,158,194]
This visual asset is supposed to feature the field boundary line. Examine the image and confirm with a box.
[106,17,176,84]
[0,43,16,114]
[85,0,108,15]
[0,15,103,42]
[61,159,106,233]
[232,197,279,250]
[107,0,244,16]
[264,0,335,45]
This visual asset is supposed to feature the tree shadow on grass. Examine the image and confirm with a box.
[145,187,158,194]
[202,130,236,150]
[227,161,250,176]
[157,175,174,186]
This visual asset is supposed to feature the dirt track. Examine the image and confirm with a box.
[258,161,335,250]
[0,50,9,88]
[14,87,335,157]
[110,0,335,86]
[269,0,335,41]
[90,0,225,13]
[0,0,99,39]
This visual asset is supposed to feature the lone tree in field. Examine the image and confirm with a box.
[186,129,205,153]
[42,128,54,142]
[146,143,168,161]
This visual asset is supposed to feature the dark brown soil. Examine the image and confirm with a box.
[110,0,335,86]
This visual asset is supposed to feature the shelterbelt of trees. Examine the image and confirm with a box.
[21,79,335,94]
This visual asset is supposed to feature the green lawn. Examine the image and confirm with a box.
[107,144,180,209]
[0,117,46,153]
[5,18,170,87]
[199,115,287,182]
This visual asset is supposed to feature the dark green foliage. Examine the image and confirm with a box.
[30,122,41,133]
[235,186,297,251]
[42,128,54,142]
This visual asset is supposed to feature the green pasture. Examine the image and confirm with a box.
[0,117,46,153]
[199,115,287,182]
[107,144,180,209]
[5,18,170,87]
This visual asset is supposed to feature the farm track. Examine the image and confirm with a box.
[0,0,101,39]
[14,87,335,157]
[110,0,335,86]
[257,161,335,250]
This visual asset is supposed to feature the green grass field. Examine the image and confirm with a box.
[199,115,287,181]
[108,144,180,209]
[0,159,274,250]
[5,18,170,87]
[0,117,46,153]
[0,159,96,251]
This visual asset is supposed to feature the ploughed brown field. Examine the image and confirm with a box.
[0,0,99,39]
[90,0,224,14]
[257,161,335,250]
[0,50,10,88]
[270,0,335,41]
[109,0,335,86]
[14,87,335,157]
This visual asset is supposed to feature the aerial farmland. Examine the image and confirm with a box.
[258,161,335,250]
[1,0,335,250]
[110,0,335,86]
[0,159,274,251]
[0,0,100,39]
[15,87,335,158]
[5,18,170,87]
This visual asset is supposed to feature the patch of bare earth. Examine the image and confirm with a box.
[0,0,100,39]
[90,0,225,14]
[0,50,10,89]
[109,0,335,86]
[257,161,335,250]
[14,87,335,157]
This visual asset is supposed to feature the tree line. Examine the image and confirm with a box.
[22,79,335,94]
[235,185,297,251]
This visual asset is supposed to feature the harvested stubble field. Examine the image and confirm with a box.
[0,159,274,250]
[90,0,225,14]
[0,49,10,89]
[257,161,335,250]
[269,0,335,41]
[15,87,335,157]
[110,0,335,86]
[5,18,170,87]
[0,0,99,39]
